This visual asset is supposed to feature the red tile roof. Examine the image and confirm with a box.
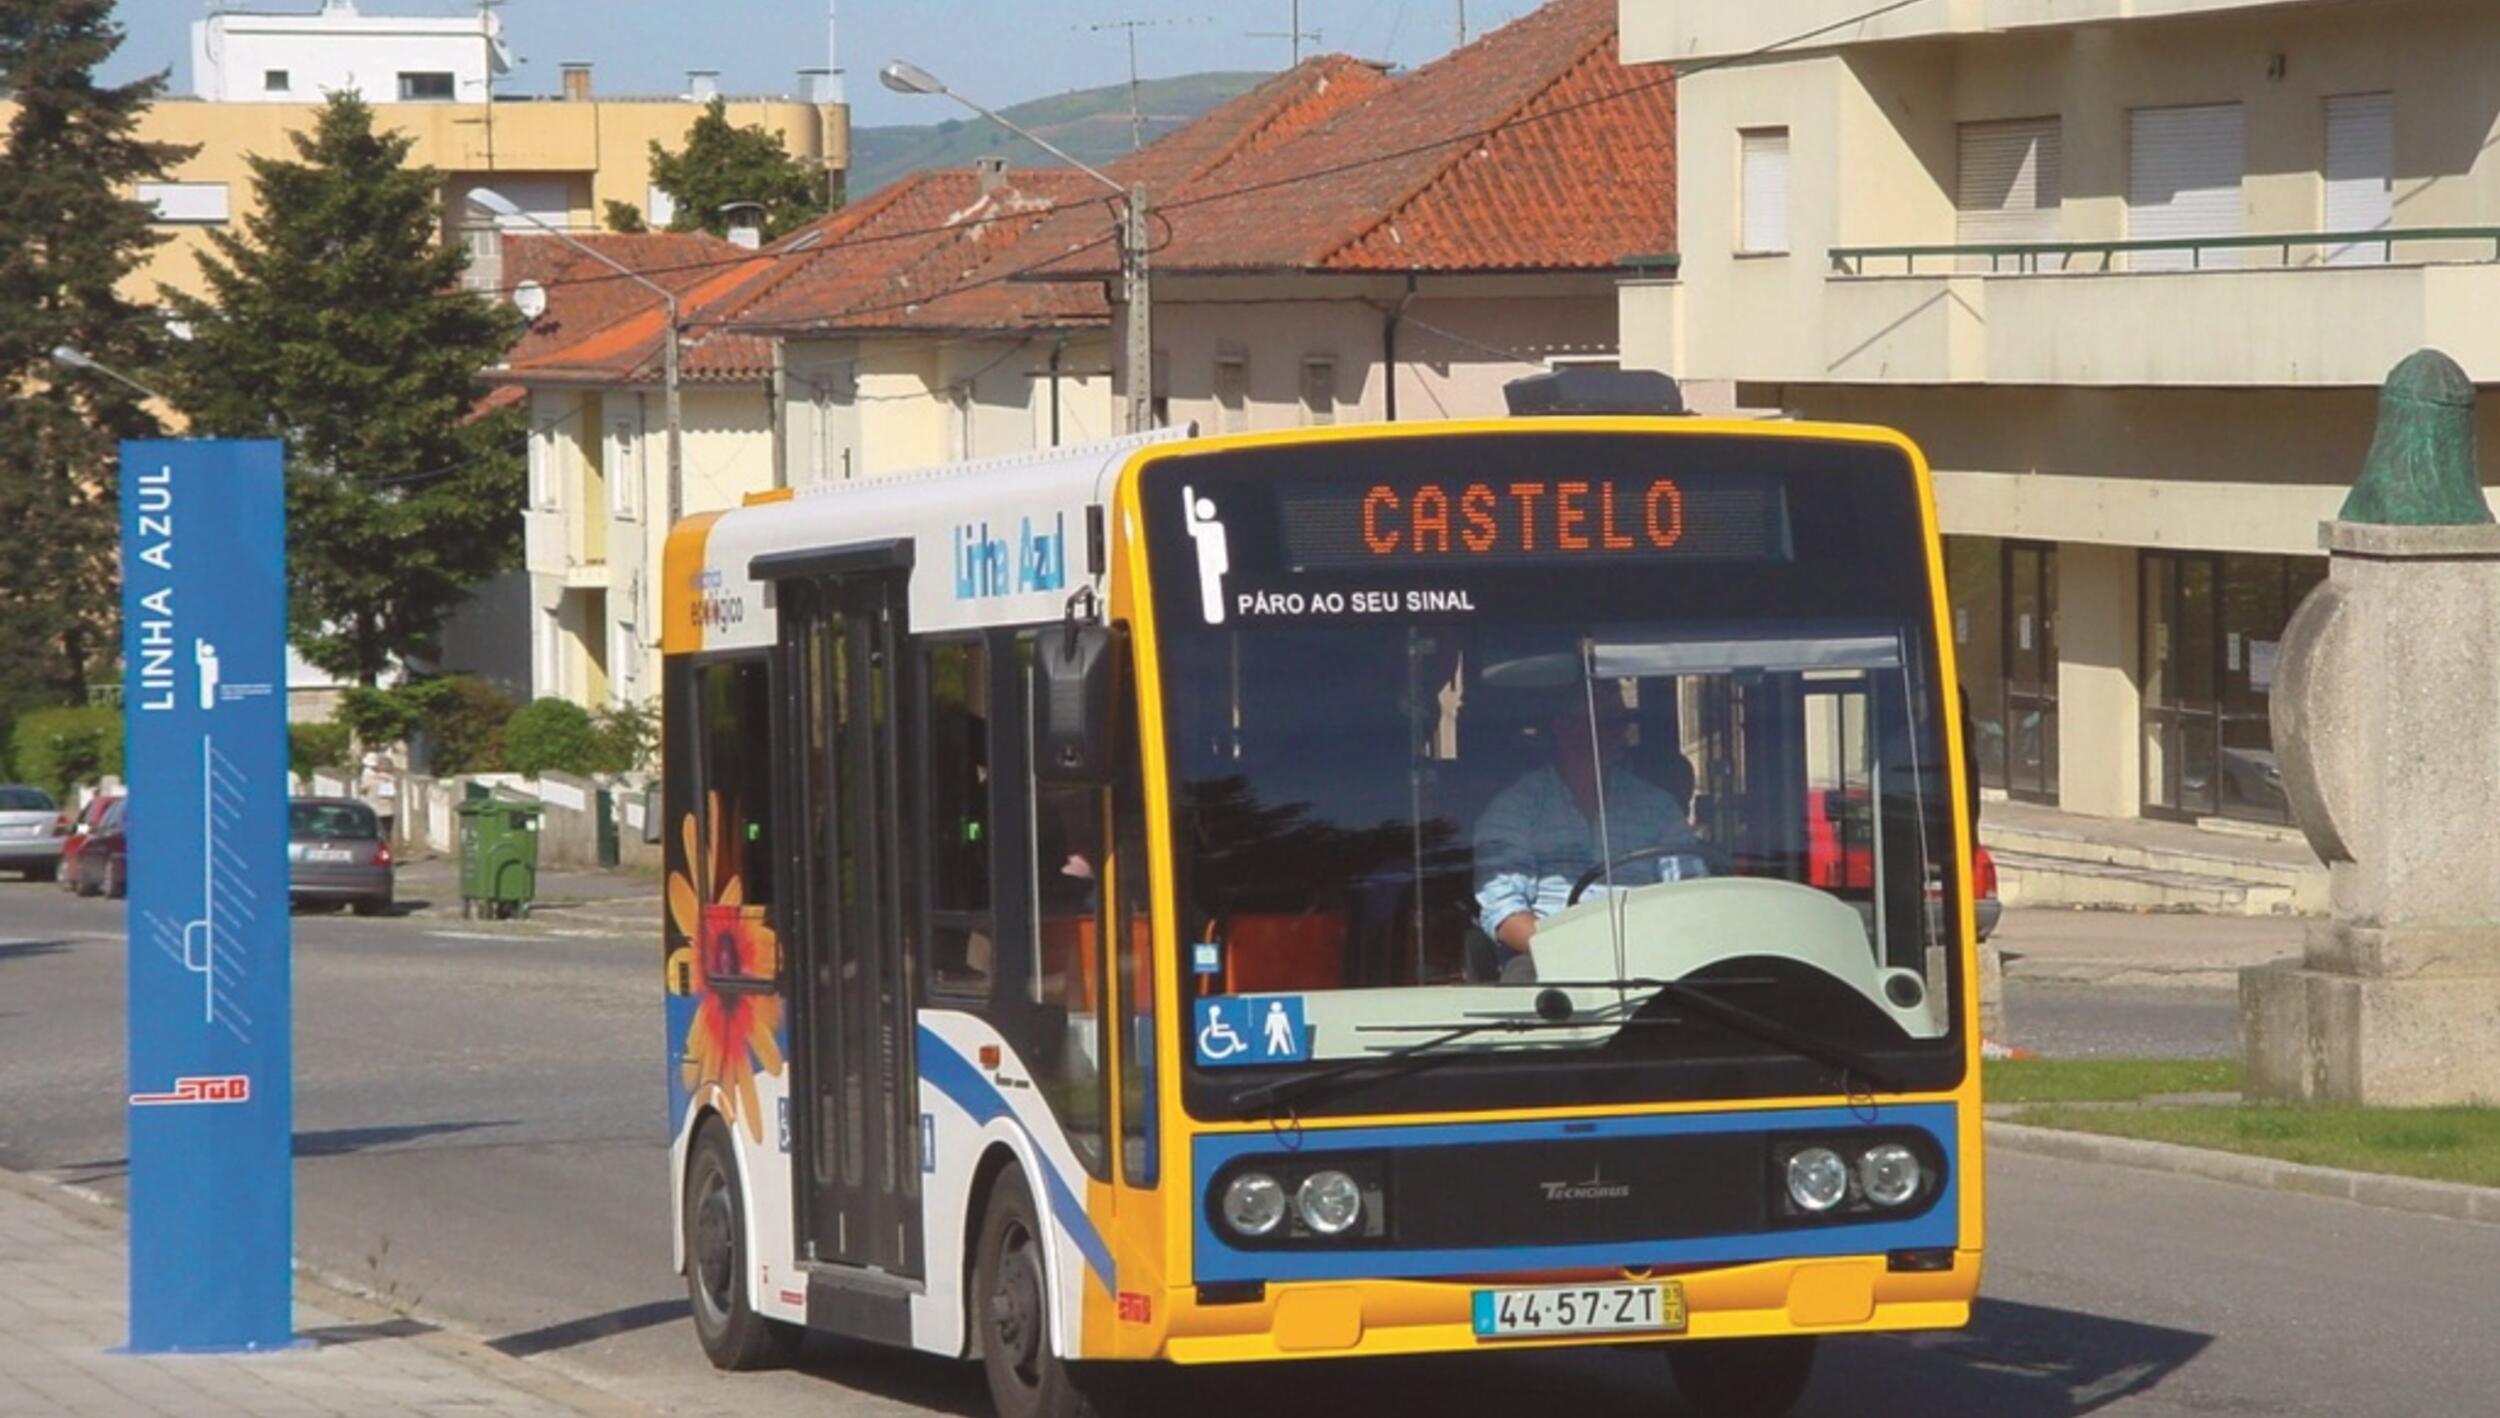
[497,232,751,381]
[1032,0,1671,278]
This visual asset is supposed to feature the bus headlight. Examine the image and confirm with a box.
[1221,1172,1286,1237]
[1294,1170,1363,1236]
[1859,1143,1922,1207]
[1785,1146,1850,1213]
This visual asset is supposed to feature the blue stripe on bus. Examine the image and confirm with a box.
[916,1026,1117,1295]
[1190,1102,1960,1286]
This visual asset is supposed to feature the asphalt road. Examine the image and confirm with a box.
[2,877,2493,1418]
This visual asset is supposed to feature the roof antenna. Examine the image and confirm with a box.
[1079,16,1207,151]
[1246,1,1321,67]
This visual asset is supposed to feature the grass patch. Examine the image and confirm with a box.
[1985,1056,2242,1104]
[2006,1104,2500,1189]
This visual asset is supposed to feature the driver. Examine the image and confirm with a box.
[1474,694,1707,983]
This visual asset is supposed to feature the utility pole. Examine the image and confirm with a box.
[1247,1,1321,66]
[1457,0,1469,47]
[881,60,1157,433]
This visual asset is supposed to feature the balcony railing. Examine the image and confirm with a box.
[1830,226,2500,277]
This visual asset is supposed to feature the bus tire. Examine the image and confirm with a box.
[684,1118,801,1371]
[974,1167,1117,1418]
[1665,1335,1816,1418]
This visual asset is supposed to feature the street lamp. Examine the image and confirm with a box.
[880,58,1155,435]
[51,345,168,403]
[466,186,685,524]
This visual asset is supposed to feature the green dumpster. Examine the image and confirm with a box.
[455,799,542,920]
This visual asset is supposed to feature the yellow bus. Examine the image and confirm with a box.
[660,392,1983,1418]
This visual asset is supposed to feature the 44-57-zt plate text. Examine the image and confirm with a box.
[1471,1281,1686,1340]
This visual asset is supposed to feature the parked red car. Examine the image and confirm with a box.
[58,792,121,893]
[68,796,128,899]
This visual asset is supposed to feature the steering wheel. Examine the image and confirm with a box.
[1567,845,1703,906]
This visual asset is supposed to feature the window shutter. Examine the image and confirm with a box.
[1956,118,2061,255]
[1740,129,1790,255]
[2127,104,2244,271]
[2324,93,2394,266]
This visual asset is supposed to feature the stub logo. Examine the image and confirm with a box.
[130,1074,251,1107]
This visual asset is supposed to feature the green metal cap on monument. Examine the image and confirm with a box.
[2337,349,2489,526]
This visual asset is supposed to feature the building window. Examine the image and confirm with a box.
[1213,354,1248,434]
[1956,117,2061,255]
[2323,93,2394,266]
[646,184,678,229]
[610,418,640,520]
[135,182,230,225]
[530,413,559,510]
[263,69,289,93]
[398,71,457,102]
[1300,358,1335,427]
[2127,103,2244,271]
[1738,127,1790,255]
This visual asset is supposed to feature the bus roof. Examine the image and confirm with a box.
[672,427,1193,655]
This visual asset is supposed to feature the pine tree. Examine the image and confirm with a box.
[648,97,834,240]
[165,94,524,688]
[0,0,189,721]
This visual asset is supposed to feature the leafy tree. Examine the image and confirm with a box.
[647,98,832,241]
[289,720,351,779]
[601,198,648,233]
[0,1,189,713]
[591,700,660,774]
[164,94,524,687]
[420,675,514,775]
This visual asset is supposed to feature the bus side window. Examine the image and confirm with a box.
[691,656,779,989]
[1024,640,1109,1177]
[1112,651,1157,1187]
[924,638,994,996]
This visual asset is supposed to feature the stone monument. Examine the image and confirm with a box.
[2244,349,2500,1105]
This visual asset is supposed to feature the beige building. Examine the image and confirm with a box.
[105,0,845,304]
[1621,0,2500,825]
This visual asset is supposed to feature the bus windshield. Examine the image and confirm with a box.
[1143,432,1966,1115]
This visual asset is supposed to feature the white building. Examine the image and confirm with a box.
[190,0,512,105]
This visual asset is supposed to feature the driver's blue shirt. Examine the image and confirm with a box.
[1474,765,1706,940]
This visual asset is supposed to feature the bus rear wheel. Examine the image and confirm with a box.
[1666,1335,1817,1418]
[684,1120,802,1371]
[975,1167,1116,1418]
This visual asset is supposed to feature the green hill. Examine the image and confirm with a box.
[848,71,1271,196]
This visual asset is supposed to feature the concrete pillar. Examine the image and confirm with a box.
[2052,541,2141,818]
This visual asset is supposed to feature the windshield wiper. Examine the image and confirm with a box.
[1539,975,1908,1093]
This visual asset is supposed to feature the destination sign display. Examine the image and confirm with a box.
[1276,471,1790,570]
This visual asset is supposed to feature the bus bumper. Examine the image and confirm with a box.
[1153,1249,1981,1365]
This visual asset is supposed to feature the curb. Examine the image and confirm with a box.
[0,1166,659,1418]
[1987,1121,2500,1227]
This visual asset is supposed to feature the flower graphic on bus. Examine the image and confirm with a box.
[666,793,784,1144]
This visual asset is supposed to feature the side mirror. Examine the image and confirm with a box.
[1033,623,1116,783]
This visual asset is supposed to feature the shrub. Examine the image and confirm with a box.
[11,706,122,799]
[424,675,515,775]
[290,721,352,780]
[504,697,603,777]
[590,699,660,775]
[335,683,426,749]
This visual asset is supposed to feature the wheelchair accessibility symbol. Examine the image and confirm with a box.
[1194,995,1309,1068]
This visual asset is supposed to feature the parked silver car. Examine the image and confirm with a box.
[288,798,394,915]
[0,785,70,882]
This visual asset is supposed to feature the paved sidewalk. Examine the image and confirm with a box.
[0,1171,636,1418]
[1996,906,2304,989]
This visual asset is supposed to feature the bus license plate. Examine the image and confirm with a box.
[1471,1281,1685,1340]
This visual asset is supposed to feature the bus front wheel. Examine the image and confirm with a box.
[684,1120,802,1371]
[1666,1335,1817,1418]
[975,1167,1118,1418]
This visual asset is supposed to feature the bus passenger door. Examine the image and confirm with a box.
[785,572,924,1280]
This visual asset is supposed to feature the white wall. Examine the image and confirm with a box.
[191,6,508,104]
[781,333,1115,486]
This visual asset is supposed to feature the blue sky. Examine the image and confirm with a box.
[104,1,1524,126]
